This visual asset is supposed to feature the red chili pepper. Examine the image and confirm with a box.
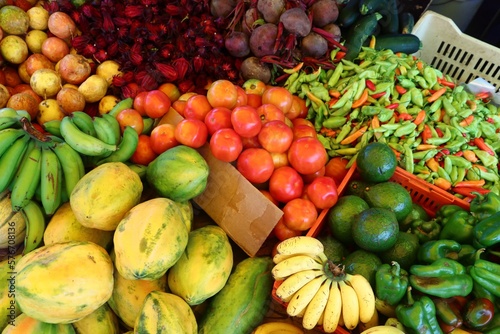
[438,78,456,88]
[395,85,407,95]
[475,91,490,100]
[365,79,376,91]
[435,127,444,137]
[370,91,386,99]
[386,103,400,110]
[473,137,495,156]
[454,151,464,157]
[398,112,413,120]
[487,117,495,124]
[421,124,432,144]
[452,187,490,197]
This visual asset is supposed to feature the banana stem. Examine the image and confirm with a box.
[20,117,52,143]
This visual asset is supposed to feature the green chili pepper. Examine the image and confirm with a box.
[429,97,443,113]
[439,210,477,244]
[426,125,452,146]
[410,219,441,243]
[410,87,424,108]
[375,261,409,306]
[394,121,417,137]
[423,67,438,88]
[470,191,500,221]
[395,287,443,334]
[403,143,414,174]
[416,239,461,264]
[378,108,394,122]
[413,149,439,161]
[409,258,474,298]
[469,249,500,298]
[473,149,498,169]
[480,121,499,141]
[445,137,468,153]
[468,166,499,183]
[334,121,352,144]
[327,62,343,87]
[472,212,500,248]
[322,116,347,129]
[415,76,429,89]
[442,97,457,116]
[361,105,383,116]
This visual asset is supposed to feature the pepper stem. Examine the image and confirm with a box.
[391,261,401,276]
[474,248,486,262]
[406,286,415,306]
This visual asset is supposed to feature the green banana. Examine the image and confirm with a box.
[108,97,133,117]
[0,134,31,193]
[51,140,85,196]
[125,162,148,179]
[93,116,120,145]
[102,113,122,144]
[43,119,62,137]
[60,116,117,157]
[142,117,156,135]
[0,117,19,130]
[0,128,27,157]
[10,141,42,212]
[70,111,97,137]
[40,145,63,215]
[95,125,139,165]
[0,107,18,117]
[21,199,46,255]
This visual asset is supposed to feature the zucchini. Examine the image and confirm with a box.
[337,0,361,28]
[198,256,274,334]
[399,12,415,34]
[373,34,421,54]
[379,0,399,34]
[344,12,382,60]
[359,0,386,15]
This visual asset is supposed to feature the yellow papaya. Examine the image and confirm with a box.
[175,200,193,232]
[71,303,119,334]
[70,162,143,231]
[134,291,197,334]
[113,197,188,280]
[0,191,26,249]
[2,313,76,333]
[167,225,233,305]
[0,255,22,332]
[15,241,114,324]
[43,202,114,250]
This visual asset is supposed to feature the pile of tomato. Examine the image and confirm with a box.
[121,79,350,241]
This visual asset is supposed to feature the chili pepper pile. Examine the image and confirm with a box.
[283,47,500,198]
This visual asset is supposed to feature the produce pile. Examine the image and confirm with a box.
[0,0,499,334]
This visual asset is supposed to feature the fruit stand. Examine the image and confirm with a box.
[0,1,500,334]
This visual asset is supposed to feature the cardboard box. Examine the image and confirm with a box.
[160,108,283,256]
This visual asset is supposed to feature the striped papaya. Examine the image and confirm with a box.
[0,191,26,249]
[134,291,197,334]
[15,241,114,324]
[72,303,120,333]
[0,254,22,332]
[113,197,189,280]
[167,225,233,305]
[2,313,76,333]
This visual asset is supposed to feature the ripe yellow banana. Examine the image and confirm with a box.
[273,252,325,265]
[272,255,324,280]
[275,269,325,303]
[286,275,327,317]
[275,236,324,257]
[385,317,405,331]
[302,278,331,330]
[345,273,376,323]
[252,321,305,334]
[322,280,342,333]
[339,280,359,330]
[375,297,397,318]
[359,325,405,334]
[357,309,379,332]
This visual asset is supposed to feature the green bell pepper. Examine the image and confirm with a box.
[416,239,461,264]
[457,244,477,266]
[409,258,474,298]
[410,219,441,243]
[473,212,500,248]
[400,203,430,232]
[375,261,409,306]
[439,210,477,244]
[435,204,466,224]
[470,190,500,221]
[395,287,443,334]
[469,249,500,298]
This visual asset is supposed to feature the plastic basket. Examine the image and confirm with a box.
[411,10,500,92]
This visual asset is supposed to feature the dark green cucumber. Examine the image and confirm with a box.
[379,0,399,34]
[399,12,415,34]
[359,0,386,15]
[344,12,382,60]
[373,33,421,54]
[198,256,274,334]
[337,0,361,28]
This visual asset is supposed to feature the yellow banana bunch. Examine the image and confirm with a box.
[272,236,376,332]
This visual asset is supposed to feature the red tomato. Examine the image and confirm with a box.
[231,105,262,138]
[236,148,275,184]
[288,137,328,175]
[242,79,267,95]
[206,79,238,109]
[204,107,232,135]
[234,85,248,107]
[270,152,289,169]
[282,198,318,231]
[116,108,144,135]
[256,104,285,124]
[150,123,178,155]
[293,124,317,139]
[269,166,304,203]
[130,134,158,165]
[301,166,326,184]
[144,90,171,119]
[241,135,262,149]
[133,91,148,116]
[273,217,302,241]
[305,176,339,210]
[287,95,308,120]
[324,156,350,186]
[292,118,315,129]
[183,94,212,121]
[158,82,181,102]
[246,93,262,108]
[174,118,208,148]
[261,86,293,114]
[258,120,293,154]
[209,128,243,162]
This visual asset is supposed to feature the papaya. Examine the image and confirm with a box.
[175,200,193,232]
[0,190,26,249]
[43,202,114,250]
[167,225,233,305]
[113,197,189,280]
[134,291,198,334]
[146,145,209,202]
[198,256,274,334]
[2,313,76,333]
[15,241,114,324]
[70,162,143,231]
[107,251,168,329]
[0,255,22,332]
[71,303,119,334]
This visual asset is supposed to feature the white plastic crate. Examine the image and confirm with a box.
[412,10,500,93]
